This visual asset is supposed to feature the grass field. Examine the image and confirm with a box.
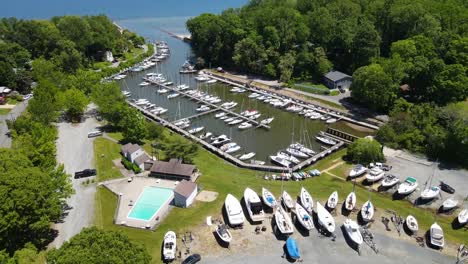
[93,137,123,182]
[292,82,330,95]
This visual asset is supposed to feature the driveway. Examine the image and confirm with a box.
[49,110,100,248]
[0,100,29,148]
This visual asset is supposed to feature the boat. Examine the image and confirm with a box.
[167,93,179,99]
[277,151,300,164]
[349,164,367,178]
[248,93,260,98]
[285,237,301,260]
[365,167,385,183]
[290,143,315,156]
[260,117,274,125]
[212,135,230,145]
[163,81,173,86]
[420,186,441,200]
[458,209,468,225]
[343,219,363,246]
[188,126,204,134]
[239,152,256,160]
[299,187,313,214]
[439,181,455,194]
[381,174,400,187]
[162,231,177,261]
[224,194,244,226]
[215,112,227,118]
[405,215,418,233]
[397,177,418,195]
[196,105,210,112]
[121,90,131,97]
[361,200,374,222]
[215,224,232,244]
[326,118,338,124]
[176,84,190,90]
[244,187,265,222]
[206,79,217,84]
[135,99,149,105]
[442,197,458,210]
[221,142,240,153]
[228,119,243,125]
[316,202,335,233]
[251,113,261,119]
[238,122,252,129]
[295,203,314,230]
[262,188,277,209]
[286,148,308,159]
[157,88,169,94]
[316,136,337,145]
[199,132,212,140]
[225,144,241,153]
[224,117,235,123]
[429,222,444,248]
[282,191,295,210]
[174,118,189,127]
[139,81,150,86]
[327,191,339,210]
[345,192,356,211]
[274,205,294,235]
[269,155,291,167]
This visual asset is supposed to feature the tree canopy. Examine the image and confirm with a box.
[346,137,384,164]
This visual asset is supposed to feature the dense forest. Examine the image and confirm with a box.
[188,0,468,167]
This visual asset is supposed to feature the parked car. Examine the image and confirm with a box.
[87,130,103,138]
[74,169,97,179]
[181,254,201,264]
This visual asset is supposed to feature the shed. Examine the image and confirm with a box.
[323,71,352,90]
[121,143,144,163]
[134,153,151,170]
[150,159,197,182]
[173,180,198,208]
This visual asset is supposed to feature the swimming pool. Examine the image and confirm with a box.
[128,186,174,221]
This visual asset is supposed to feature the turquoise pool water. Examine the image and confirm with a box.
[128,187,174,221]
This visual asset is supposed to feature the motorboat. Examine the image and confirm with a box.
[251,113,261,119]
[299,187,313,214]
[248,93,260,98]
[442,197,458,210]
[274,205,294,235]
[239,152,256,161]
[316,136,337,145]
[285,237,300,260]
[282,191,295,210]
[295,203,314,230]
[215,224,232,244]
[157,88,169,94]
[121,90,131,97]
[228,119,243,125]
[344,192,356,211]
[277,151,300,164]
[167,93,179,99]
[221,142,241,153]
[199,132,212,140]
[262,187,277,209]
[289,143,315,156]
[343,219,363,246]
[397,177,418,195]
[135,99,149,105]
[420,186,441,200]
[381,174,400,187]
[215,112,226,118]
[429,222,444,248]
[188,126,204,134]
[176,84,190,90]
[326,118,338,124]
[174,118,189,127]
[224,194,244,226]
[361,200,374,222]
[212,135,230,145]
[221,101,238,109]
[365,167,384,183]
[286,148,308,159]
[327,191,339,210]
[139,81,150,86]
[244,187,265,222]
[238,122,252,129]
[224,117,235,123]
[196,105,210,112]
[163,231,177,261]
[269,155,291,167]
[316,202,335,233]
[405,215,418,233]
[458,209,468,225]
[260,117,274,125]
[163,81,173,86]
[349,164,367,178]
[439,181,455,194]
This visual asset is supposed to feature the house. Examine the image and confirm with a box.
[173,180,198,208]
[323,70,352,90]
[121,143,150,170]
[149,159,198,182]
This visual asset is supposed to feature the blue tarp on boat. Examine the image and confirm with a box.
[286,237,300,260]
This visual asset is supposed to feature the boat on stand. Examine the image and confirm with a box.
[162,231,177,261]
[224,194,244,227]
[262,188,277,209]
[316,201,336,234]
[295,203,314,231]
[243,187,265,222]
[282,190,295,211]
[299,187,314,215]
[215,224,232,244]
[274,205,294,235]
[343,219,363,247]
[327,191,339,210]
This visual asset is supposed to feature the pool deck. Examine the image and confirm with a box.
[102,176,176,229]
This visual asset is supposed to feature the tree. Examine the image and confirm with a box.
[346,138,384,164]
[0,61,15,88]
[352,19,381,69]
[278,52,296,82]
[146,122,164,141]
[91,82,125,125]
[162,137,199,164]
[47,227,151,264]
[118,106,147,143]
[62,88,89,121]
[27,80,62,125]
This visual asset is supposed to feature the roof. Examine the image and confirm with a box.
[324,71,351,82]
[134,153,150,166]
[121,143,141,154]
[174,180,197,198]
[150,158,196,177]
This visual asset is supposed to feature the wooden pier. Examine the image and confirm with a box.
[172,108,219,123]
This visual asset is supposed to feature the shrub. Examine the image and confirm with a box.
[346,137,384,164]
[329,90,340,96]
[121,156,142,173]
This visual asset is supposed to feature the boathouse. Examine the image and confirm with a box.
[173,180,198,208]
[323,70,352,90]
[149,158,198,182]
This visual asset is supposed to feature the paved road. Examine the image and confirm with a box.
[49,113,100,248]
[0,100,29,148]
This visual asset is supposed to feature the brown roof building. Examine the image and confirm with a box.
[149,159,198,182]
[173,180,198,208]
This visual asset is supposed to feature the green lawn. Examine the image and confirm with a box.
[298,93,347,110]
[292,81,330,95]
[328,162,353,178]
[0,108,11,115]
[93,137,123,182]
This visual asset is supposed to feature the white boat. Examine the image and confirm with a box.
[238,122,252,129]
[458,209,468,224]
[381,174,400,187]
[420,186,441,200]
[225,144,241,154]
[405,215,419,233]
[251,113,261,119]
[397,177,418,195]
[215,224,232,244]
[295,203,314,230]
[239,152,256,160]
[215,112,227,118]
[282,191,295,210]
[221,142,238,151]
[262,188,277,208]
[176,84,190,90]
[442,197,458,210]
[135,99,149,105]
[188,126,204,134]
[274,205,294,235]
[212,135,230,145]
[269,155,291,167]
[316,202,335,233]
[327,191,339,210]
[345,192,356,211]
[228,119,243,125]
[225,194,244,226]
[196,105,210,112]
[174,118,189,127]
[277,151,300,164]
[163,81,173,86]
[365,167,384,183]
[326,118,338,124]
[429,222,444,248]
[244,187,265,222]
[121,90,131,97]
[290,143,315,156]
[206,79,217,84]
[167,93,179,99]
[316,136,337,145]
[343,219,363,245]
[260,117,274,125]
[157,88,169,94]
[199,132,212,140]
[162,231,177,261]
[139,81,150,86]
[299,187,313,214]
[286,148,308,159]
[248,93,260,98]
[224,117,235,123]
[361,200,374,222]
[349,164,367,178]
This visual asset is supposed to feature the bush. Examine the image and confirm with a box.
[121,156,142,173]
[346,137,384,164]
[329,90,340,96]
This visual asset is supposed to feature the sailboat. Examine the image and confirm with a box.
[442,197,458,211]
[262,188,277,209]
[361,200,374,222]
[458,209,468,225]
[327,191,339,210]
[345,192,357,211]
[343,219,363,246]
[282,190,295,210]
[316,201,335,233]
[405,215,419,233]
[299,187,314,214]
[420,163,441,200]
[274,205,294,235]
[295,203,314,230]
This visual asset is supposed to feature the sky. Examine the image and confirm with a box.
[0,0,249,19]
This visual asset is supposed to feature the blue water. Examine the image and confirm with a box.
[128,186,173,221]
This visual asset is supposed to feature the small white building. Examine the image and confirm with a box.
[121,143,150,170]
[105,51,114,62]
[173,180,197,208]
